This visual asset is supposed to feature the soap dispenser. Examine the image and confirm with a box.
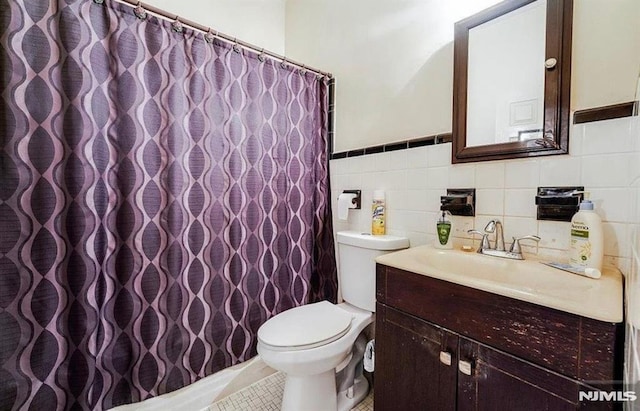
[434,210,453,249]
[569,195,603,271]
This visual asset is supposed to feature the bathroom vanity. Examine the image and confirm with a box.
[374,246,624,411]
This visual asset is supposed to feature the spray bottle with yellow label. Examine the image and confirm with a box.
[372,190,386,235]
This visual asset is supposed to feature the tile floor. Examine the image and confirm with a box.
[208,371,374,411]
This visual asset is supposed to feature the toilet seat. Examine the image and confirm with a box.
[258,301,353,351]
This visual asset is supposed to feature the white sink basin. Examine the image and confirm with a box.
[375,245,623,323]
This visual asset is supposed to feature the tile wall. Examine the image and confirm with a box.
[330,116,639,275]
[625,86,640,401]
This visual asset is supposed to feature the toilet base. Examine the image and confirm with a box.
[281,370,337,411]
[337,376,369,411]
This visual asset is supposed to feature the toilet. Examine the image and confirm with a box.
[257,231,409,411]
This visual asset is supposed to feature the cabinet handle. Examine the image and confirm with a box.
[458,360,473,376]
[439,351,452,366]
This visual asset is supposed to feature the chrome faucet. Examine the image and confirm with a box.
[483,219,505,251]
[467,219,540,260]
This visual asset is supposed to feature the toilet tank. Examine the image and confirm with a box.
[337,231,409,312]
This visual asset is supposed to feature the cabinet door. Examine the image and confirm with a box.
[375,303,458,411]
[457,337,614,411]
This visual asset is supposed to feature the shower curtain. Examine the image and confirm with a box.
[0,1,337,410]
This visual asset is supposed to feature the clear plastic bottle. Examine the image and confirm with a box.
[569,198,603,271]
[371,190,386,235]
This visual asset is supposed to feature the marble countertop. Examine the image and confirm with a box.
[376,244,624,323]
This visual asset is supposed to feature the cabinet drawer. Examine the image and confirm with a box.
[376,264,621,386]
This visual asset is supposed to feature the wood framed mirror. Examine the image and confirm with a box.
[452,0,573,163]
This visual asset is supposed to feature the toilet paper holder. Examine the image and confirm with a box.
[341,190,361,209]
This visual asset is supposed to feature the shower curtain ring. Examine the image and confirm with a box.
[172,17,184,33]
[280,58,288,69]
[133,1,147,19]
[232,38,241,53]
[204,28,215,43]
[298,64,306,74]
[258,48,266,62]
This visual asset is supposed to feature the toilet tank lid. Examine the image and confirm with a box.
[337,231,409,251]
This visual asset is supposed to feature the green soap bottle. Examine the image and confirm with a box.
[435,210,453,249]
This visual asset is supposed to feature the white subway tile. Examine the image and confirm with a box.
[358,155,376,173]
[504,188,537,218]
[360,190,373,215]
[376,170,408,191]
[505,159,540,188]
[603,222,630,258]
[538,221,570,250]
[329,158,348,175]
[589,188,632,223]
[450,216,474,239]
[539,156,581,186]
[475,162,505,188]
[406,168,429,190]
[387,150,408,171]
[582,117,636,155]
[405,146,429,169]
[427,143,452,167]
[330,174,347,193]
[425,190,444,212]
[502,216,538,247]
[386,190,408,212]
[373,152,391,172]
[425,212,439,235]
[389,210,429,233]
[536,247,569,262]
[333,219,350,232]
[581,153,633,188]
[448,164,476,188]
[568,123,584,157]
[346,173,362,189]
[345,156,368,174]
[425,167,449,189]
[361,172,377,190]
[405,231,429,247]
[476,189,504,216]
[405,190,428,211]
[351,208,369,233]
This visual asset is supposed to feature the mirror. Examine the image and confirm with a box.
[452,0,573,163]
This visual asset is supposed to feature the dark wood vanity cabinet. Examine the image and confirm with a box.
[374,264,623,411]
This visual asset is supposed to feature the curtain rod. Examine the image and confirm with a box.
[112,0,333,78]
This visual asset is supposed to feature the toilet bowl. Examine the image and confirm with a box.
[258,302,372,411]
[256,231,409,411]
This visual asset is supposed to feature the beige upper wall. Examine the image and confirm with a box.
[139,0,286,54]
[572,0,640,109]
[286,0,640,153]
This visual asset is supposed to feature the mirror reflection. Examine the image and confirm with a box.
[466,0,547,147]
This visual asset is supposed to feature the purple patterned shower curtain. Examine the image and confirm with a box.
[0,1,337,409]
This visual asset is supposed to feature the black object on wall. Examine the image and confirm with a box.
[441,188,476,216]
[535,186,584,221]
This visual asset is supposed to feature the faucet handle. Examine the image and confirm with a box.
[468,229,490,252]
[509,235,541,254]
